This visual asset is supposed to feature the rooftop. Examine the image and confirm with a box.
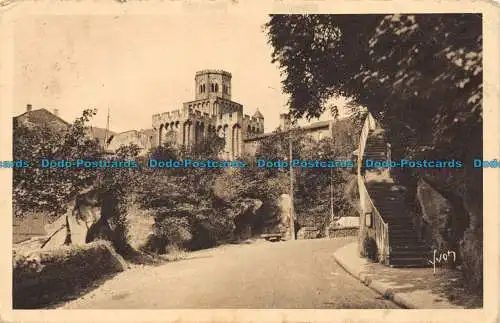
[14,108,70,127]
[195,69,232,77]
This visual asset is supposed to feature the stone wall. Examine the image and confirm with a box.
[328,227,358,238]
[297,226,320,239]
[107,130,152,154]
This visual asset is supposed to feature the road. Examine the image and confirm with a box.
[61,238,399,309]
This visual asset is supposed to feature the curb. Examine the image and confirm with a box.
[333,243,413,309]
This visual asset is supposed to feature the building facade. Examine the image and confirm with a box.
[152,70,265,159]
[242,113,338,156]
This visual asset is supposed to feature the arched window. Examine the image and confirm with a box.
[215,83,219,92]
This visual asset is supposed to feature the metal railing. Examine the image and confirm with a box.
[358,112,390,264]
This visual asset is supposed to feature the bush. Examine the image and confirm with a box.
[13,240,127,308]
[363,237,378,262]
[154,217,192,249]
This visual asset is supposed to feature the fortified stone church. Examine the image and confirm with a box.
[16,70,340,159]
[151,70,265,159]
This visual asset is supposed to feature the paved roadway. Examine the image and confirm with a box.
[61,238,399,309]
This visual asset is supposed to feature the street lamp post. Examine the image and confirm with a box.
[330,167,334,223]
[288,130,295,240]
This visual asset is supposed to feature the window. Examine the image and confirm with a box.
[215,83,219,92]
[211,83,215,92]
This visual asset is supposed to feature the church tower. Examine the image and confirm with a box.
[194,70,232,101]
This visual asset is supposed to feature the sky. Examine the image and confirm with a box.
[13,13,346,133]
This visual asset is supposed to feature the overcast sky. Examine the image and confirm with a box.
[14,13,344,133]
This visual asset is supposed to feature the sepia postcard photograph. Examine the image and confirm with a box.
[0,1,499,323]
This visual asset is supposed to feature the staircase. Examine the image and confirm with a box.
[362,129,431,268]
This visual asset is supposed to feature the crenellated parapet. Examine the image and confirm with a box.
[152,109,188,128]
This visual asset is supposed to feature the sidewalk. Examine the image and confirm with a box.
[334,242,482,309]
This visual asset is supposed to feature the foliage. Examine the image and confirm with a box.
[137,138,231,252]
[266,14,481,162]
[266,13,482,292]
[13,109,102,217]
[153,216,192,250]
[265,14,481,129]
[251,119,360,228]
[265,13,482,195]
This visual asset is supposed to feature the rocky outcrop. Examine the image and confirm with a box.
[416,179,464,254]
[20,188,114,251]
[233,198,263,240]
[275,194,294,239]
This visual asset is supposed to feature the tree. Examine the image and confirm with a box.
[13,109,102,217]
[137,136,234,252]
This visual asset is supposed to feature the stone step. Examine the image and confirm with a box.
[374,203,406,209]
[368,190,403,195]
[378,211,407,217]
[364,147,386,151]
[386,223,414,228]
[390,224,415,228]
[391,250,431,257]
[374,203,406,208]
[391,244,430,251]
[371,203,402,208]
[369,194,404,199]
[387,225,414,229]
[366,148,388,152]
[364,153,387,157]
[377,209,406,214]
[390,232,418,237]
[379,214,409,220]
[391,240,422,246]
[376,204,407,209]
[365,148,386,151]
[389,259,431,268]
[365,148,386,152]
[386,220,413,224]
[380,215,412,220]
[387,223,414,228]
[372,196,405,201]
[390,237,421,243]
